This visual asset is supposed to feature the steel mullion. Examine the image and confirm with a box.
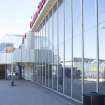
[96,0,99,93]
[48,14,50,87]
[52,8,54,89]
[63,0,66,94]
[57,0,59,92]
[81,0,85,103]
[71,0,73,98]
[45,17,47,86]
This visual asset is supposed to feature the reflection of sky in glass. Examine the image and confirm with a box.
[59,0,105,60]
[42,0,105,61]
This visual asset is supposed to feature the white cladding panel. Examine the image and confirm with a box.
[0,48,57,64]
[24,32,35,49]
[13,48,35,63]
[24,64,33,80]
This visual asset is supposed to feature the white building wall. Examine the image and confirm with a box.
[24,31,35,49]
[0,49,57,65]
[0,48,57,65]
[13,48,35,63]
[24,64,33,81]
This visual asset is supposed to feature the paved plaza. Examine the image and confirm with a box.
[0,80,80,105]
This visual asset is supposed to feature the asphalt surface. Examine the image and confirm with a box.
[0,80,78,105]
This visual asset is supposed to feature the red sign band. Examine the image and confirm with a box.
[30,0,47,28]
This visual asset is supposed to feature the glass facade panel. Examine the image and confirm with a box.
[53,3,57,90]
[99,0,105,94]
[58,1,64,93]
[72,0,82,101]
[40,27,43,84]
[64,0,72,96]
[84,0,97,93]
[39,26,42,83]
[38,31,42,84]
[35,32,38,82]
[46,16,49,87]
[42,23,44,84]
[42,20,46,85]
[49,10,53,88]
[47,14,50,87]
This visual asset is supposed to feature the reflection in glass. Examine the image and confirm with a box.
[99,0,105,94]
[53,3,57,90]
[72,0,82,101]
[84,0,97,94]
[64,0,71,96]
[58,1,64,93]
[48,10,53,88]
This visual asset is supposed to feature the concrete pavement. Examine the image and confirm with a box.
[0,80,78,105]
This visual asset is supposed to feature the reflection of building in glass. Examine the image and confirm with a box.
[73,57,105,79]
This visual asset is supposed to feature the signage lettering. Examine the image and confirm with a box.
[30,0,47,28]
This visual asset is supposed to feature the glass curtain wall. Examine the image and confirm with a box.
[33,0,105,103]
[72,0,82,101]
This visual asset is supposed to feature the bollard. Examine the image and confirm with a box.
[11,81,15,86]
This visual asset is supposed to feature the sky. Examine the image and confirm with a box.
[0,0,40,47]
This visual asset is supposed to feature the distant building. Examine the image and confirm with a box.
[5,47,15,53]
[0,43,14,53]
